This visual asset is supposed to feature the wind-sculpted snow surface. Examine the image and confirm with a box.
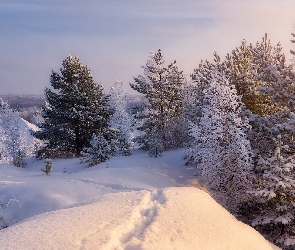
[0,149,280,249]
[0,188,278,250]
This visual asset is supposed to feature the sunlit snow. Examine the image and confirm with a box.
[0,147,280,250]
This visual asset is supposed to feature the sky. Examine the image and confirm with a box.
[1,0,295,95]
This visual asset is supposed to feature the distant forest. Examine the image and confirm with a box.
[0,94,45,111]
[0,94,143,112]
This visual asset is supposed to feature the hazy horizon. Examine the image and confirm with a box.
[1,0,295,95]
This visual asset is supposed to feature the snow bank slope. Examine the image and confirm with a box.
[0,187,276,250]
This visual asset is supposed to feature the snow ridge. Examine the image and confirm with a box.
[0,150,280,250]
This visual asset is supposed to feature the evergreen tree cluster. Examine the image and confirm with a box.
[34,55,115,159]
[23,31,295,248]
[34,52,189,163]
[248,135,295,246]
[182,33,295,248]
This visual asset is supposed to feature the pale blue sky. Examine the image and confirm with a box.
[1,0,295,94]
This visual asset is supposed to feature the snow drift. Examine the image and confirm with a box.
[0,188,278,250]
[0,149,280,249]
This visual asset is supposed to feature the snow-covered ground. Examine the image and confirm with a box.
[0,148,280,250]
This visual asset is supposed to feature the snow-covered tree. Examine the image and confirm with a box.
[223,34,285,116]
[0,99,32,167]
[248,135,295,247]
[185,70,253,211]
[255,32,295,116]
[188,53,225,128]
[182,76,199,125]
[0,98,9,111]
[192,35,291,160]
[130,49,188,156]
[34,55,114,157]
[147,138,164,157]
[81,133,113,167]
[246,34,295,156]
[191,35,284,118]
[108,80,134,156]
[244,107,295,161]
[0,99,8,162]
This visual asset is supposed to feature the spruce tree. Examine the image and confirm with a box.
[188,53,224,128]
[223,34,285,116]
[108,80,134,156]
[185,70,253,212]
[34,55,114,157]
[248,135,295,247]
[130,50,187,156]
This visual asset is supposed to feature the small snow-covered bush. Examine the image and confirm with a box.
[13,149,27,168]
[118,134,133,156]
[81,133,113,167]
[0,196,21,229]
[41,158,52,175]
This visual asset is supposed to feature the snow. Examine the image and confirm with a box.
[20,117,39,132]
[0,148,280,249]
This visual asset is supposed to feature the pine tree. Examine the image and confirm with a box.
[191,35,285,117]
[245,33,295,158]
[248,135,295,247]
[291,32,295,55]
[223,34,285,116]
[130,50,187,156]
[257,32,295,113]
[34,55,114,157]
[185,70,253,212]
